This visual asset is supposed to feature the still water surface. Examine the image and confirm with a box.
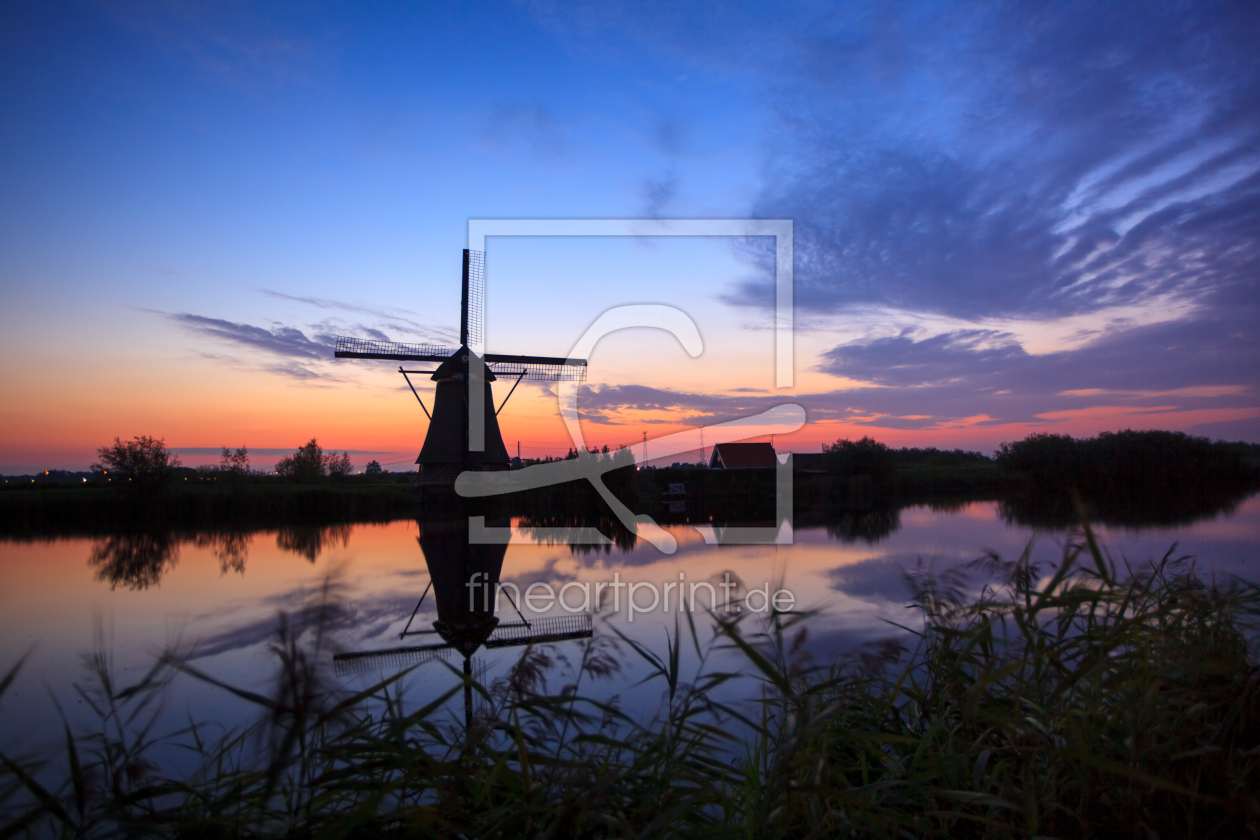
[3,494,1258,754]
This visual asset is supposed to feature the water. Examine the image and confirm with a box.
[3,494,1258,756]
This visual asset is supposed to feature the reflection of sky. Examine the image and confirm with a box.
[1,3,1258,473]
[3,496,1258,754]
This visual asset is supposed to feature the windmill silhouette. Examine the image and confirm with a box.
[334,249,588,487]
[334,517,593,726]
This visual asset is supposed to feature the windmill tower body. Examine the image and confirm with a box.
[419,517,508,657]
[333,249,586,489]
[415,350,511,484]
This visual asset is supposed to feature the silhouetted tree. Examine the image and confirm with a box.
[93,435,181,490]
[327,452,353,479]
[275,438,326,483]
[220,445,249,474]
[364,460,383,475]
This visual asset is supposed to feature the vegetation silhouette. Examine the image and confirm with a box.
[822,505,901,543]
[92,436,181,492]
[86,532,178,590]
[275,524,352,563]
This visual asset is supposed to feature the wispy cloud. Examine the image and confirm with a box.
[169,313,331,360]
[263,290,420,322]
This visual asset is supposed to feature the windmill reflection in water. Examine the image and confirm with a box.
[334,516,593,727]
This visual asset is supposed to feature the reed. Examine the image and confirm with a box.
[2,517,1258,838]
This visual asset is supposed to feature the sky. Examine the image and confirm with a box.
[1,0,1257,473]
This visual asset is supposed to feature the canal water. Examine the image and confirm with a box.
[3,493,1258,758]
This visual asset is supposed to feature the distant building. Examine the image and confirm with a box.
[709,442,777,470]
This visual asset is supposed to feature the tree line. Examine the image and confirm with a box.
[92,436,363,488]
[820,429,1259,490]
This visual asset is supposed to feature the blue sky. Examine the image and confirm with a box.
[1,1,1257,472]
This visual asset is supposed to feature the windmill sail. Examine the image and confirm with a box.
[484,353,587,382]
[483,613,593,647]
[333,645,449,677]
[334,337,587,381]
[334,336,454,361]
[333,613,593,674]
[462,249,484,350]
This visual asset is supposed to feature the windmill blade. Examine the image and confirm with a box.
[333,642,452,676]
[462,249,485,351]
[483,613,593,648]
[334,336,454,361]
[485,354,588,383]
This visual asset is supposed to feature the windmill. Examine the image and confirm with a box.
[334,517,593,726]
[334,249,587,487]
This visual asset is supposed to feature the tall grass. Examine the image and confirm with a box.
[3,518,1258,837]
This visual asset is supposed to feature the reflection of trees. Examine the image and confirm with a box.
[88,533,179,590]
[1000,485,1258,531]
[275,524,352,563]
[823,506,901,544]
[194,532,252,575]
[514,514,637,555]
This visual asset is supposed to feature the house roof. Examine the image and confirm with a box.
[710,442,777,469]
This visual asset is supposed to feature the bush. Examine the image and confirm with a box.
[92,435,181,489]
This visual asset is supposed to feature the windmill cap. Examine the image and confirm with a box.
[431,345,497,381]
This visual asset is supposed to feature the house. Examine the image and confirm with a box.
[709,442,777,470]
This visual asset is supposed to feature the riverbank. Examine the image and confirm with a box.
[4,456,1258,538]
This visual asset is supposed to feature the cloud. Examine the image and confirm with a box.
[169,313,332,360]
[262,292,456,343]
[820,329,1027,388]
[161,309,455,382]
[263,291,417,323]
[188,594,420,660]
[713,2,1260,323]
[642,169,678,218]
[807,310,1260,434]
[574,383,788,426]
[560,304,1258,440]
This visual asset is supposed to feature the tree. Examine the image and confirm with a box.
[275,438,327,483]
[328,451,353,479]
[220,445,250,474]
[93,435,181,489]
[823,437,896,485]
[364,460,383,475]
